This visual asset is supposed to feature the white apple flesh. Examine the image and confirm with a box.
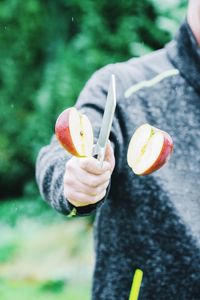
[55,107,94,157]
[127,123,173,175]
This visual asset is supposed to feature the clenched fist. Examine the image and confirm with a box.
[63,141,115,207]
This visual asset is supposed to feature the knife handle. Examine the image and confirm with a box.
[92,144,105,167]
[97,147,106,167]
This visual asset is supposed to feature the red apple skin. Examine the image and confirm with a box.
[141,131,173,175]
[55,108,80,156]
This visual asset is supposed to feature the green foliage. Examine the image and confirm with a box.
[0,196,64,226]
[0,0,187,198]
[0,242,20,263]
[0,195,92,228]
[39,279,65,293]
[0,197,93,300]
[0,278,90,300]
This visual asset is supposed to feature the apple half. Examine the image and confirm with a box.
[127,123,173,175]
[55,107,94,157]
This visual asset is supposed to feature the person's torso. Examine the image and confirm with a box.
[92,44,200,300]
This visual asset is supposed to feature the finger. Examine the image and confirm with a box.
[64,188,107,207]
[66,156,108,177]
[104,140,115,173]
[79,157,110,175]
[65,167,111,188]
[66,176,110,196]
[65,158,111,187]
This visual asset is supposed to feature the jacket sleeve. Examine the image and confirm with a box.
[35,64,124,216]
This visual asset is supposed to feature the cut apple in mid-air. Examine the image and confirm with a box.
[127,123,173,175]
[55,107,94,157]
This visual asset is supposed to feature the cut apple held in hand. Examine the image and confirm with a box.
[55,107,94,157]
[127,123,173,175]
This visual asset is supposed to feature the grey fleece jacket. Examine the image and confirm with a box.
[36,21,200,299]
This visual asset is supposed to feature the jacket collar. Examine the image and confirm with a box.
[166,20,200,94]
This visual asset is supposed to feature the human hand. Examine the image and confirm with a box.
[63,141,115,207]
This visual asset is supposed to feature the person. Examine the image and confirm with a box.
[36,0,200,299]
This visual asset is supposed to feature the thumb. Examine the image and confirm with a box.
[104,140,115,174]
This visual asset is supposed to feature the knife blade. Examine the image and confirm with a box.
[95,74,116,166]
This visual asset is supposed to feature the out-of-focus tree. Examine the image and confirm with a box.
[0,0,187,199]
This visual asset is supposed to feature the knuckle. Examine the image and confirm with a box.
[102,189,107,197]
[101,190,107,200]
[95,186,102,196]
[96,182,108,195]
[80,158,90,170]
[104,171,111,181]
[83,185,93,195]
[63,174,74,187]
[78,191,88,201]
[90,172,110,188]
[90,177,99,187]
[65,161,73,173]
[80,194,93,205]
[88,197,96,205]
[103,180,110,189]
[95,190,106,202]
[65,189,75,201]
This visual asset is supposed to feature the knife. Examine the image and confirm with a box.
[94,74,116,166]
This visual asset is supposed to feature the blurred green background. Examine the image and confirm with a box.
[0,0,187,299]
